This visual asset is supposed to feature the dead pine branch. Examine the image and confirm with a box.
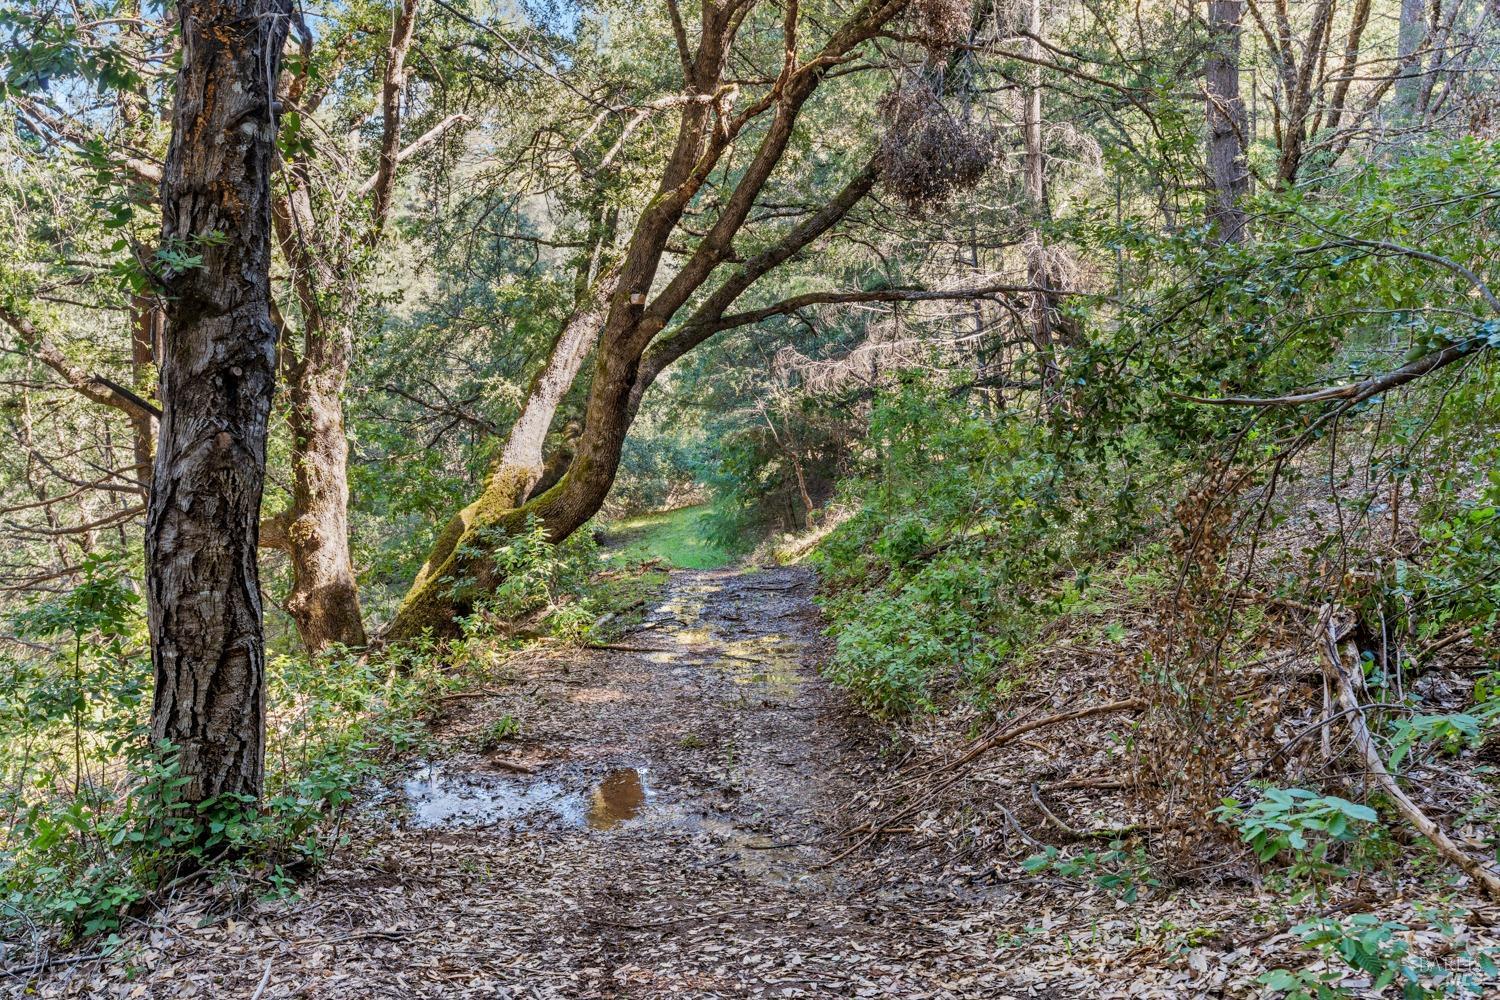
[941,699,1146,777]
[1319,607,1500,903]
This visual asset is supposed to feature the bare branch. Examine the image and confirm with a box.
[0,305,161,423]
[369,0,424,239]
[356,113,470,198]
[1174,336,1490,408]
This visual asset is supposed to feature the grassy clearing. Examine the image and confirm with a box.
[600,505,734,570]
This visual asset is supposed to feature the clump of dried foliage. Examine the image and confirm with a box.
[904,0,973,53]
[876,77,994,212]
[1130,463,1253,862]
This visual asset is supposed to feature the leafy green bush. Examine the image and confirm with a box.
[0,553,449,941]
[1216,787,1381,878]
[1022,841,1159,903]
[813,378,1155,716]
[451,514,607,644]
[1260,912,1498,999]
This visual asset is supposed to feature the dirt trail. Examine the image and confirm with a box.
[33,568,1040,999]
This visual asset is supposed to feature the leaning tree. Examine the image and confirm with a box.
[386,0,1019,638]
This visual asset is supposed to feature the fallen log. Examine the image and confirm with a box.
[1319,608,1500,902]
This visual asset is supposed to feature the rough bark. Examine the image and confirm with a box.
[269,189,368,653]
[265,0,424,653]
[147,0,291,804]
[1204,0,1249,242]
[283,351,367,651]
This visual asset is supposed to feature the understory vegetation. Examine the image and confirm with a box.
[1,0,1498,992]
[599,506,736,570]
[0,525,655,942]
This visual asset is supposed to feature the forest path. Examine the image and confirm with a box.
[46,569,1037,999]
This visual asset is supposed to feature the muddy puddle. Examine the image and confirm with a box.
[378,568,843,912]
[396,762,652,831]
[711,635,805,699]
[642,585,807,700]
[642,584,721,662]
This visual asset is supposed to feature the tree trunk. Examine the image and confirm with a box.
[1272,0,1335,186]
[128,295,160,483]
[1395,0,1428,120]
[386,323,644,642]
[493,267,620,506]
[266,192,369,653]
[1022,0,1060,400]
[283,351,367,651]
[261,0,424,654]
[1204,0,1249,242]
[384,0,904,642]
[122,4,160,484]
[396,271,618,628]
[147,0,290,804]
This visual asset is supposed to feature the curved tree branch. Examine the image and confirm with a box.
[0,305,161,423]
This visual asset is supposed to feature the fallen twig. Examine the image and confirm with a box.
[250,958,273,1000]
[826,699,1145,867]
[585,642,670,653]
[291,929,413,948]
[434,688,507,703]
[1046,776,1133,791]
[1030,783,1082,837]
[489,757,536,775]
[1320,608,1500,902]
[1029,784,1140,841]
[943,699,1146,776]
[1414,627,1473,664]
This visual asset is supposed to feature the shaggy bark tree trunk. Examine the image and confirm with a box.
[1022,0,1061,401]
[1204,0,1249,242]
[265,193,368,654]
[147,0,290,804]
[263,0,424,653]
[282,338,367,651]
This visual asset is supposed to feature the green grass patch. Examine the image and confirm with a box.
[600,505,734,570]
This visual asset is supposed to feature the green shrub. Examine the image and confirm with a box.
[813,378,1155,716]
[1216,786,1381,880]
[1260,912,1498,999]
[1022,841,1159,903]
